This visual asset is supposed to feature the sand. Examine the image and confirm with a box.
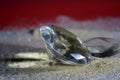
[0,17,120,80]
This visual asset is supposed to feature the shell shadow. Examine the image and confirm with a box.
[0,43,78,75]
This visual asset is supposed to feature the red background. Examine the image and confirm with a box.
[0,0,120,30]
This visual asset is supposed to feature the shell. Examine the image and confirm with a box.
[40,25,91,65]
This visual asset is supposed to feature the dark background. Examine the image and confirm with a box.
[0,0,120,30]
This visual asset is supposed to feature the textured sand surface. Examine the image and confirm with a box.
[0,17,120,80]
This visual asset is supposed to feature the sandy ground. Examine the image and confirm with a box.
[0,17,120,80]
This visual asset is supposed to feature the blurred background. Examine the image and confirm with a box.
[0,0,120,30]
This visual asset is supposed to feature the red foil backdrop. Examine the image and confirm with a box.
[0,0,120,30]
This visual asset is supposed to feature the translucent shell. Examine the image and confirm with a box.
[40,25,91,65]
